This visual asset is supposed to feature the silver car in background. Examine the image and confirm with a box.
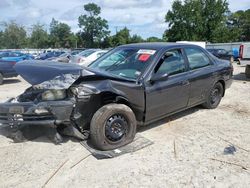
[69,49,107,66]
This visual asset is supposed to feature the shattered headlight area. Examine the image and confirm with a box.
[70,84,99,100]
[41,90,66,101]
[0,74,92,144]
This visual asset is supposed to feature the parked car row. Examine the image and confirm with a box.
[0,51,34,62]
[0,48,109,85]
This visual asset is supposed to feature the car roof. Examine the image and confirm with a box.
[118,42,201,50]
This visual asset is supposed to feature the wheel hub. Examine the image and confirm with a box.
[211,88,220,104]
[105,114,127,142]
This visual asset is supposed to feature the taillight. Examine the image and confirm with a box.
[239,45,244,59]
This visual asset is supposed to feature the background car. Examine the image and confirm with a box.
[207,49,234,62]
[35,51,65,60]
[69,49,107,66]
[0,60,18,85]
[48,50,85,63]
[0,51,34,62]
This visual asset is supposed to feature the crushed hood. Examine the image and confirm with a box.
[14,60,97,89]
[14,60,127,90]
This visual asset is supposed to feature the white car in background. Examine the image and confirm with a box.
[69,49,107,66]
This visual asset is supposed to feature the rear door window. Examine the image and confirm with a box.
[184,48,211,70]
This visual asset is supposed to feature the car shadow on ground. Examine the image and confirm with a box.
[2,79,21,85]
[0,125,78,144]
[0,106,202,146]
[138,106,201,132]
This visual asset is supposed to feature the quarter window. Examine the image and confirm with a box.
[155,49,186,76]
[184,48,211,70]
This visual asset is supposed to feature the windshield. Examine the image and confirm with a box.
[78,49,97,57]
[89,48,157,80]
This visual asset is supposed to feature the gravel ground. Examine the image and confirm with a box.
[0,63,249,188]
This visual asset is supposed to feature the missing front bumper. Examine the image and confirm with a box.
[0,98,90,143]
[0,99,74,126]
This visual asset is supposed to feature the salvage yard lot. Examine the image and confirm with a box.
[0,64,250,187]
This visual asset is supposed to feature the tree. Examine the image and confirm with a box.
[78,3,110,47]
[111,27,131,46]
[130,34,144,43]
[146,37,163,42]
[2,21,27,48]
[49,18,74,48]
[164,0,230,42]
[0,31,4,49]
[29,23,49,48]
[228,9,250,41]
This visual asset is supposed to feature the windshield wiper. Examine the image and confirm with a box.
[105,53,135,71]
[104,59,124,71]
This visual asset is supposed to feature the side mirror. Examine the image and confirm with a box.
[150,72,169,83]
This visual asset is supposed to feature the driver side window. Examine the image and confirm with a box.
[155,49,186,76]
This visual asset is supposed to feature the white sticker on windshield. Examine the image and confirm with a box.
[137,49,156,55]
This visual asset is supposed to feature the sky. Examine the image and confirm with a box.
[0,0,250,39]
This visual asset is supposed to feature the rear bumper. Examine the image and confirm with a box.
[0,99,74,128]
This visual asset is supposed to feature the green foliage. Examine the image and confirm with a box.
[0,2,249,49]
[164,0,231,42]
[78,3,110,48]
[30,23,49,48]
[49,18,74,48]
[1,21,27,48]
[130,34,144,43]
[0,31,4,48]
[110,27,130,46]
[146,37,163,42]
[228,9,250,41]
[109,27,145,47]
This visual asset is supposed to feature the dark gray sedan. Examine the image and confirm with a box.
[0,43,233,150]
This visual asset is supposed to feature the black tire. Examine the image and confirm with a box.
[202,82,224,109]
[0,73,3,85]
[90,104,137,151]
[246,65,250,78]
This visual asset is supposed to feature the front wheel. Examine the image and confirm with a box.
[90,104,137,151]
[202,82,224,109]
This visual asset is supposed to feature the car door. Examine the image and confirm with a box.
[145,49,190,122]
[184,47,216,106]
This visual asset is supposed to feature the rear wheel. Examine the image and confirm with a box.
[90,104,137,151]
[202,82,224,109]
[0,73,3,85]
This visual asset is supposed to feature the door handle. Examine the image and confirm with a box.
[181,80,190,86]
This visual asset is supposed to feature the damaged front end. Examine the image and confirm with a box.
[0,61,93,143]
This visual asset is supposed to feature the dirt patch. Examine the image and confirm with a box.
[220,104,250,116]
